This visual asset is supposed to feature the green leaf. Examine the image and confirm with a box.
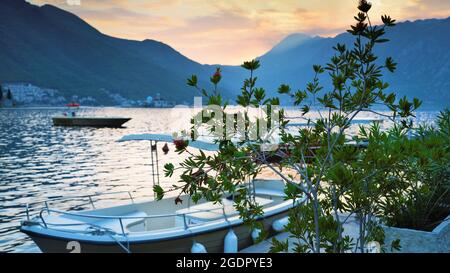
[375,38,389,43]
[313,65,325,73]
[269,97,280,106]
[413,98,422,110]
[301,105,310,115]
[254,88,266,102]
[164,163,175,177]
[278,84,291,95]
[241,59,260,71]
[385,57,397,73]
[208,95,223,106]
[294,90,307,105]
[381,15,396,26]
[390,239,401,252]
[269,237,289,253]
[385,93,396,104]
[187,75,198,87]
[153,185,164,201]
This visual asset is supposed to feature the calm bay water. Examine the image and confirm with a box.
[0,107,440,252]
[0,107,196,252]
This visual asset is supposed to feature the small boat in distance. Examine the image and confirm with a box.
[52,116,131,128]
[52,103,131,128]
[65,102,80,108]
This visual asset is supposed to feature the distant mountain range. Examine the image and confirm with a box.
[253,17,450,108]
[0,0,221,105]
[0,0,449,108]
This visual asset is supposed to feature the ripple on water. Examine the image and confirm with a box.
[0,108,440,252]
[0,108,197,252]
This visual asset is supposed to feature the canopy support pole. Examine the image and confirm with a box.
[155,141,160,185]
[149,141,160,195]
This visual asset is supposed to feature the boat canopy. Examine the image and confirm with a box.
[118,134,220,151]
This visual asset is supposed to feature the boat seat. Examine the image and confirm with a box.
[95,211,147,234]
[254,188,286,198]
[174,197,273,225]
[42,211,147,235]
[42,215,93,232]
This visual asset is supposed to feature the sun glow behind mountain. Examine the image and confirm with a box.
[25,0,450,64]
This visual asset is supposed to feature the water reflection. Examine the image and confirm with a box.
[0,107,439,252]
[0,107,194,252]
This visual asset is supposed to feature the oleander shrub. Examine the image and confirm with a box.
[380,109,450,231]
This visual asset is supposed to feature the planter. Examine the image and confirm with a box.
[383,215,450,253]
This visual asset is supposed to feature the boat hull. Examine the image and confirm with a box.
[52,117,131,128]
[21,210,289,253]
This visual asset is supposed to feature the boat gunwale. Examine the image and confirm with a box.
[21,197,302,245]
[21,210,287,246]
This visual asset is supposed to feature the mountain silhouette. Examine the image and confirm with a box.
[0,0,217,104]
[251,17,450,108]
[0,0,448,108]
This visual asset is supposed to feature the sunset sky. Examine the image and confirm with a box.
[28,0,450,65]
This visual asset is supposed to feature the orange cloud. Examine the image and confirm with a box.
[27,0,450,65]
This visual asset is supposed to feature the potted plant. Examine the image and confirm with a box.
[378,109,450,252]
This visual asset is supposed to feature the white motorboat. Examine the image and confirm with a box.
[21,134,302,253]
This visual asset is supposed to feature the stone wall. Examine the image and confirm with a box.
[384,215,450,253]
